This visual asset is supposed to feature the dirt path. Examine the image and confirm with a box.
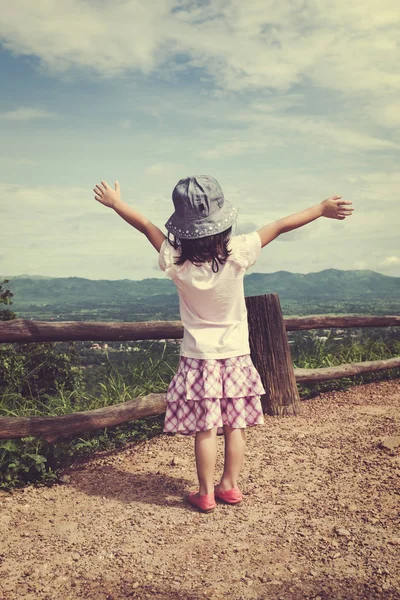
[1,379,399,600]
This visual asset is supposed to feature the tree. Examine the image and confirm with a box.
[0,279,16,321]
[0,279,82,398]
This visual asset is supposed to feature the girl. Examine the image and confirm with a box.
[94,175,353,513]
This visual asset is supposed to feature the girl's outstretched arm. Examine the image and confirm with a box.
[94,180,166,252]
[257,195,354,248]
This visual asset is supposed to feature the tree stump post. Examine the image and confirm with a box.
[245,293,302,417]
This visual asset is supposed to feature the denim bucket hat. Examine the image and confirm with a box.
[165,175,238,239]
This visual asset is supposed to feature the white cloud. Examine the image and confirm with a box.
[381,256,400,265]
[347,171,400,204]
[0,180,159,279]
[265,115,400,152]
[0,155,37,165]
[372,100,400,128]
[196,112,400,160]
[0,0,398,183]
[0,1,173,75]
[0,107,56,121]
[1,1,399,129]
[1,173,399,278]
[118,119,132,130]
[144,162,185,176]
[353,260,367,269]
[198,138,282,160]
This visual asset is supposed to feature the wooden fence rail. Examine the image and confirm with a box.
[0,294,399,441]
[0,315,399,343]
[0,355,399,442]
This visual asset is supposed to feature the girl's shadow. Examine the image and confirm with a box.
[70,465,193,509]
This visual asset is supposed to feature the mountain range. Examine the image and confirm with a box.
[3,269,399,308]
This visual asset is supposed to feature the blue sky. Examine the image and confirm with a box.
[1,0,399,280]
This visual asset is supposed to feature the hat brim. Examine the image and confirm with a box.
[165,204,238,240]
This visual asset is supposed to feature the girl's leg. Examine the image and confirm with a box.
[194,427,218,495]
[216,425,246,491]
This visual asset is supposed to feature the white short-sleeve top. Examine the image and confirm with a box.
[158,232,262,359]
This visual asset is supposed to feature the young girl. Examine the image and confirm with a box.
[94,175,353,513]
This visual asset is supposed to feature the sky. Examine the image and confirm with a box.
[1,0,399,281]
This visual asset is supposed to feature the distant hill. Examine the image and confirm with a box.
[244,269,400,298]
[3,269,399,308]
[3,276,176,306]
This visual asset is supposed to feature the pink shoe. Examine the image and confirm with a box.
[188,491,216,513]
[214,486,243,505]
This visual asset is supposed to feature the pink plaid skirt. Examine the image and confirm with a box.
[163,354,265,436]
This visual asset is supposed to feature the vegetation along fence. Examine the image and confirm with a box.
[0,293,399,443]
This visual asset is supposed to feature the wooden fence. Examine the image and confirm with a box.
[0,294,399,442]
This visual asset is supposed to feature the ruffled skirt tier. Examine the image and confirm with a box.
[163,354,265,436]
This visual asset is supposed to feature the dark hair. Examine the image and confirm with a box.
[168,227,232,273]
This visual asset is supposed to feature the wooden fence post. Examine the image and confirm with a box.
[246,293,302,417]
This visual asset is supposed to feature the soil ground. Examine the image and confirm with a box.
[0,378,399,600]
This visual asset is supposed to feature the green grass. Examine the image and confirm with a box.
[291,329,400,398]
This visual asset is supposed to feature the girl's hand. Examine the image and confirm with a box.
[320,195,354,220]
[93,180,121,209]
